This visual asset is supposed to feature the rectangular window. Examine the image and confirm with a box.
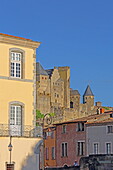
[108,126,113,133]
[52,147,55,160]
[94,143,98,154]
[45,148,49,160]
[62,142,68,157]
[10,105,22,136]
[77,142,85,156]
[10,106,22,125]
[77,123,84,131]
[62,125,66,133]
[106,143,111,154]
[10,52,22,78]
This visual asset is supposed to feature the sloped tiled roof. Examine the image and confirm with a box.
[83,85,94,96]
[36,62,48,76]
[70,89,80,96]
[86,118,113,125]
[0,33,39,42]
[54,111,113,126]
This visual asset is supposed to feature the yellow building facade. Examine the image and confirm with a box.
[0,33,42,170]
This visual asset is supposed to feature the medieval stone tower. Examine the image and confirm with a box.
[36,63,70,116]
[36,63,99,122]
[58,67,70,108]
[83,85,94,111]
[36,62,51,114]
[70,89,80,111]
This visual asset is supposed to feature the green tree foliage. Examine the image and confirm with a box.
[36,110,56,120]
[36,110,44,119]
[103,107,110,110]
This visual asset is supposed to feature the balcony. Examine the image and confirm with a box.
[0,124,43,138]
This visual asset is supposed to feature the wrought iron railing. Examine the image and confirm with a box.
[0,124,43,138]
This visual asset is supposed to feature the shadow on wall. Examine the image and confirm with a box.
[21,140,43,170]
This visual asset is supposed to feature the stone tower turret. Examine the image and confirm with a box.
[58,66,70,108]
[83,85,94,108]
[36,62,50,114]
[70,89,80,111]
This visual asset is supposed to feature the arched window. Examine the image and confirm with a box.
[9,48,25,79]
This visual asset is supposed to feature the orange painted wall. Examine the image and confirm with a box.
[44,128,56,167]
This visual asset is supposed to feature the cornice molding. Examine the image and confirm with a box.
[0,35,41,49]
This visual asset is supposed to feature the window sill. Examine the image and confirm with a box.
[8,77,33,82]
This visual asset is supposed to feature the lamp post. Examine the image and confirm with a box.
[42,113,52,170]
[8,136,13,164]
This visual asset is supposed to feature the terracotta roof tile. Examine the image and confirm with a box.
[0,33,38,42]
[86,118,113,125]
[54,111,113,125]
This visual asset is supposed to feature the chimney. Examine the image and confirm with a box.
[95,101,102,107]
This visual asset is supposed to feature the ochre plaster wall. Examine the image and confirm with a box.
[0,42,35,126]
[0,137,41,170]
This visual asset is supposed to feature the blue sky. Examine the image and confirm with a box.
[0,0,113,106]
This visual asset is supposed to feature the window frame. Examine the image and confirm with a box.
[77,122,84,132]
[9,48,25,79]
[9,101,24,132]
[51,147,55,160]
[93,143,99,154]
[61,142,68,157]
[106,142,112,154]
[10,105,22,125]
[62,125,66,134]
[77,141,85,156]
[107,126,113,133]
[10,52,22,78]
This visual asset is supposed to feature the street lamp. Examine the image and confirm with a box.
[8,136,13,164]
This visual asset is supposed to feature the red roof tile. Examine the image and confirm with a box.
[0,33,38,42]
